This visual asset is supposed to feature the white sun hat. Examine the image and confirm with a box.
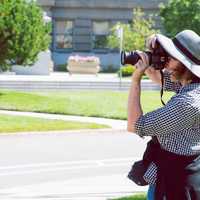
[156,30,200,78]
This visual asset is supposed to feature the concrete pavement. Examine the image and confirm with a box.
[0,110,126,130]
[0,174,148,200]
[0,72,160,91]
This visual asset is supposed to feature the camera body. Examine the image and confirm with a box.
[121,41,169,70]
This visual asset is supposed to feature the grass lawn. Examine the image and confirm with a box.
[0,90,174,120]
[110,193,146,200]
[0,114,109,133]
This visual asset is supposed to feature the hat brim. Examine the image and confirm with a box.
[156,34,200,78]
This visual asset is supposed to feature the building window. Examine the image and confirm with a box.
[55,20,73,49]
[92,21,110,49]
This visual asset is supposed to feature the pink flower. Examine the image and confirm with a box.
[68,55,100,63]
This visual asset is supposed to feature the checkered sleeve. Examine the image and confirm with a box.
[135,96,197,137]
[143,162,157,185]
[163,70,181,93]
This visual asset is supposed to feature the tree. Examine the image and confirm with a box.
[0,0,51,71]
[160,0,200,37]
[107,8,158,52]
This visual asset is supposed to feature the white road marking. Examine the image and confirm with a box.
[0,157,139,169]
[0,157,139,176]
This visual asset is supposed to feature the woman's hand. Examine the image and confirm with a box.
[132,51,150,82]
[146,34,157,51]
[135,51,150,72]
[131,34,157,81]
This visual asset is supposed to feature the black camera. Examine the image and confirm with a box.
[121,42,169,70]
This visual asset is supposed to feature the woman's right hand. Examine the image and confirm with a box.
[146,34,157,51]
[135,51,150,73]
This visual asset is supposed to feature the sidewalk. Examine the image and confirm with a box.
[0,72,160,91]
[0,110,127,130]
[0,72,123,82]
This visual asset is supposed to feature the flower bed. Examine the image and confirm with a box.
[67,55,101,74]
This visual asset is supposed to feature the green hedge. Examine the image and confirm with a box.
[118,65,136,77]
[56,64,68,72]
[118,65,149,79]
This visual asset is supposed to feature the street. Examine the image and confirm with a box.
[0,129,149,199]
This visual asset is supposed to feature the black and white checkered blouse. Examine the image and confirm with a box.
[135,71,200,185]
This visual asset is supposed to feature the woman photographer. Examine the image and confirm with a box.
[127,30,200,200]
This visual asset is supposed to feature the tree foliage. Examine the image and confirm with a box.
[0,0,51,71]
[107,8,158,52]
[160,0,200,37]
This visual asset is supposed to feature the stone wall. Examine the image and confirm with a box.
[38,0,167,9]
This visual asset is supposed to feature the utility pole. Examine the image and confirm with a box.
[116,26,123,89]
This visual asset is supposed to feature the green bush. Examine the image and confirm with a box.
[118,65,136,77]
[56,64,68,72]
[118,65,149,79]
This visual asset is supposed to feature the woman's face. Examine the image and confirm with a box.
[165,57,186,82]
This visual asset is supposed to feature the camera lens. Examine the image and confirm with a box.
[121,51,140,65]
[121,51,126,65]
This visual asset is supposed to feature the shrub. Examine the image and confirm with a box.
[56,64,68,72]
[118,65,149,79]
[118,65,136,77]
[0,0,51,71]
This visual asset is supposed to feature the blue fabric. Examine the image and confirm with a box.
[147,185,155,200]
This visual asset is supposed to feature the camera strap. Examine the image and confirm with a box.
[160,69,166,106]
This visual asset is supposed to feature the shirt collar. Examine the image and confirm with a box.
[179,83,200,93]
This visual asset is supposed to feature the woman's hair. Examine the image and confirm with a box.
[179,62,200,83]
